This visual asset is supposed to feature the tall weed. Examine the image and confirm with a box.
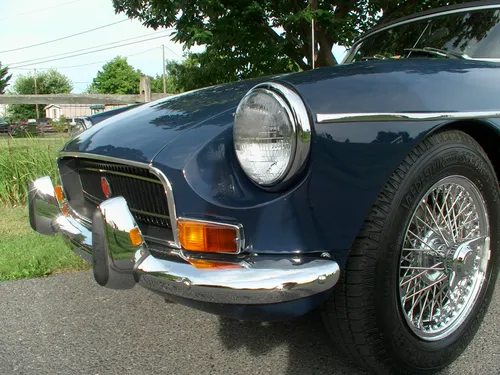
[0,136,66,206]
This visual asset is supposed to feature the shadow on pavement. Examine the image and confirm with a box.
[217,310,363,375]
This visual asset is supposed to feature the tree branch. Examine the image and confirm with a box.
[377,0,421,25]
[264,25,310,70]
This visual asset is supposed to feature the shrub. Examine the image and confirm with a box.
[53,116,68,133]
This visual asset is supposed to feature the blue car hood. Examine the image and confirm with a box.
[63,59,500,164]
[62,78,269,163]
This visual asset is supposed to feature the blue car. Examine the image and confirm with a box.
[69,103,143,137]
[29,2,500,374]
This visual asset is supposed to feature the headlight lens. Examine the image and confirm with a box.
[233,88,295,186]
[233,83,311,188]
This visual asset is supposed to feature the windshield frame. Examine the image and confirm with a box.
[343,2,500,64]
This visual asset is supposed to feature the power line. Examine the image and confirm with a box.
[50,46,163,69]
[163,44,183,59]
[7,67,50,71]
[6,30,170,66]
[8,45,165,71]
[0,0,84,21]
[8,35,171,68]
[0,19,129,54]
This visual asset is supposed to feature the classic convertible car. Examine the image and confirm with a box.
[68,103,143,137]
[29,2,499,374]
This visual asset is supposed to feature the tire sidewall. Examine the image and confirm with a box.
[376,137,500,370]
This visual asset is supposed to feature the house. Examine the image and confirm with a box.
[44,104,126,120]
[0,104,8,117]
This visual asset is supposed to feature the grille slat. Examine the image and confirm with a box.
[75,159,171,230]
[58,157,175,245]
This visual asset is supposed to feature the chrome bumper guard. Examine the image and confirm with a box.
[28,176,340,305]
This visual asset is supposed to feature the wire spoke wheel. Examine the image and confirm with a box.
[399,175,491,341]
[323,131,499,373]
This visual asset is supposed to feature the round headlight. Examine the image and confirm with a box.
[233,82,311,188]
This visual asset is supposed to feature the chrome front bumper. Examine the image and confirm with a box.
[28,176,340,305]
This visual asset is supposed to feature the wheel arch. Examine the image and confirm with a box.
[429,119,500,183]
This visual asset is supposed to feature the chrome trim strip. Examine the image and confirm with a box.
[83,167,163,185]
[58,151,181,249]
[472,58,500,62]
[149,165,180,248]
[344,4,500,63]
[316,111,500,124]
[58,152,151,169]
[177,216,245,254]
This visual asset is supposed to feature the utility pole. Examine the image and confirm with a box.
[34,69,39,119]
[140,76,152,103]
[310,0,317,69]
[311,18,315,69]
[162,45,166,94]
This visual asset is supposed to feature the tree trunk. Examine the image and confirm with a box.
[316,31,337,66]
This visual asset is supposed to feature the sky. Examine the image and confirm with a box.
[1,0,190,93]
[1,0,347,94]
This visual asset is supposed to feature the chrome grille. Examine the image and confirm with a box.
[76,159,171,229]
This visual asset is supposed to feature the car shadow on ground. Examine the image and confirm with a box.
[216,310,364,375]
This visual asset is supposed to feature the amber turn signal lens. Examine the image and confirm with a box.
[187,259,244,270]
[178,219,238,253]
[54,185,64,203]
[129,227,143,247]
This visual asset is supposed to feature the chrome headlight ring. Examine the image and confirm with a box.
[233,82,312,189]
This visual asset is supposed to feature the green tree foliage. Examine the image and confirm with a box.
[163,56,203,93]
[0,62,12,94]
[52,115,68,133]
[113,0,470,73]
[7,69,73,121]
[149,74,164,93]
[151,47,300,94]
[168,48,300,92]
[148,73,175,93]
[89,56,142,94]
[82,85,100,94]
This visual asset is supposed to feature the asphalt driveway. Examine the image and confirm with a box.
[0,272,498,375]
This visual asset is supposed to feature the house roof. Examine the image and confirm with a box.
[43,104,60,110]
[44,104,93,110]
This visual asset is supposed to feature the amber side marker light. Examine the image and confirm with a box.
[187,259,244,270]
[54,185,64,203]
[177,219,239,253]
[129,227,143,247]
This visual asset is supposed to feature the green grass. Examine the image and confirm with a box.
[0,136,67,206]
[0,136,89,281]
[0,205,89,281]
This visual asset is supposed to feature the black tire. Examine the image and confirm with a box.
[322,130,500,374]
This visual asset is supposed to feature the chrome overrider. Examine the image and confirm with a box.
[28,176,341,305]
